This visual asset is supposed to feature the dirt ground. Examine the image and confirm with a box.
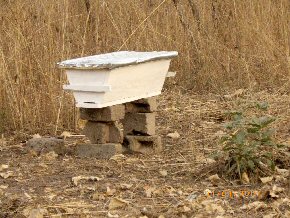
[0,88,289,218]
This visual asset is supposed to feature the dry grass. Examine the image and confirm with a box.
[0,0,290,133]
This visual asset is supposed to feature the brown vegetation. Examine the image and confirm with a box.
[0,0,290,133]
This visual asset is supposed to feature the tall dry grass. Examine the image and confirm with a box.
[0,0,289,134]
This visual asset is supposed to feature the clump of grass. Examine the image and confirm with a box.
[214,102,287,181]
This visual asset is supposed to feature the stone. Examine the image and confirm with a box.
[125,135,162,154]
[123,112,155,135]
[125,97,157,113]
[82,121,123,144]
[80,105,125,122]
[26,138,67,155]
[75,143,123,159]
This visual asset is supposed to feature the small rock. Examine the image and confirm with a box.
[260,176,273,184]
[167,131,180,139]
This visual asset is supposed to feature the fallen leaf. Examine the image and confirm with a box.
[240,201,267,210]
[153,188,163,197]
[110,154,126,161]
[159,170,168,177]
[263,213,277,218]
[241,172,250,184]
[0,164,8,171]
[275,167,289,177]
[107,212,119,218]
[27,208,48,218]
[274,175,287,182]
[125,158,139,163]
[60,131,72,139]
[208,174,220,185]
[183,206,191,212]
[269,191,279,198]
[197,157,216,164]
[144,186,155,198]
[202,200,225,215]
[92,192,105,201]
[269,185,284,198]
[72,175,102,186]
[108,198,129,210]
[106,186,116,196]
[47,193,56,201]
[167,131,180,139]
[0,185,8,189]
[24,192,32,200]
[32,134,42,139]
[272,184,284,193]
[0,171,13,179]
[260,176,273,184]
[120,183,133,190]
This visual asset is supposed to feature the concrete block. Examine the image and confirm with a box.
[82,121,123,144]
[126,97,157,113]
[125,135,162,154]
[125,97,157,113]
[75,143,123,159]
[133,97,157,106]
[26,138,66,155]
[80,105,125,122]
[125,101,157,113]
[123,112,155,135]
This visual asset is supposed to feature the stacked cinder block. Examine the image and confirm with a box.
[77,97,162,158]
[77,105,125,158]
[123,97,162,154]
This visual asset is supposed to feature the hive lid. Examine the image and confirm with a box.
[57,51,178,70]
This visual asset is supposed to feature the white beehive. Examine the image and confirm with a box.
[58,51,178,108]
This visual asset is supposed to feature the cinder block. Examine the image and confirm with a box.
[26,138,67,155]
[125,135,162,154]
[123,112,155,135]
[133,97,157,106]
[82,121,123,144]
[75,143,123,159]
[125,102,157,113]
[125,97,157,113]
[80,105,125,122]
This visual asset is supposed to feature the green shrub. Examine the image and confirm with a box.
[216,103,285,180]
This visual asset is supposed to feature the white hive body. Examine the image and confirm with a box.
[58,51,178,108]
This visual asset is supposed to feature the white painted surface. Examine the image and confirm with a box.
[58,51,178,69]
[59,51,178,108]
[63,85,111,92]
